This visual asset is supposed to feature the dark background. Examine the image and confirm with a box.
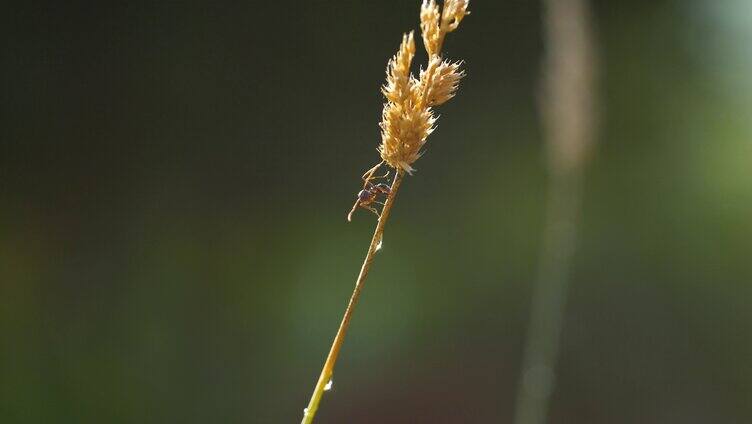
[2,0,751,423]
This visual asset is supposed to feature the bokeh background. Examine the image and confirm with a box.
[2,0,752,422]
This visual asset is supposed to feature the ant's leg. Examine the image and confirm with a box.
[361,161,386,183]
[369,169,390,181]
[372,172,390,181]
[361,164,380,182]
[365,205,380,217]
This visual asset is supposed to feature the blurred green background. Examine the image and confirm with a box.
[2,0,751,422]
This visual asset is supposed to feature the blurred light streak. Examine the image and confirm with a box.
[513,0,599,423]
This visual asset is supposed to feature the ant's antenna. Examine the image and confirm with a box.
[347,199,360,222]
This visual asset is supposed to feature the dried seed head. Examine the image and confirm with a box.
[420,0,441,57]
[441,0,470,33]
[422,59,464,106]
[377,1,469,174]
[379,102,436,174]
[382,32,416,104]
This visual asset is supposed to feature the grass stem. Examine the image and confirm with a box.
[301,170,405,424]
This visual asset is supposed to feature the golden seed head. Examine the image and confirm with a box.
[421,58,464,107]
[441,0,470,33]
[382,32,416,104]
[379,102,436,174]
[377,1,468,174]
[420,0,441,57]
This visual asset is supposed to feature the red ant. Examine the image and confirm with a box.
[347,162,392,222]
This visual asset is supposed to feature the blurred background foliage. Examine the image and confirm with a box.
[1,0,751,422]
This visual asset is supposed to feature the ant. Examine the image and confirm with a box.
[347,162,392,222]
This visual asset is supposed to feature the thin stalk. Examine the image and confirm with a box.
[301,169,405,424]
[513,166,583,424]
[513,0,597,422]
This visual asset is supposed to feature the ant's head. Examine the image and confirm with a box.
[358,189,374,202]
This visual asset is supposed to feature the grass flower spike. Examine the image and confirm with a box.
[424,59,464,107]
[379,0,468,174]
[301,2,469,423]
